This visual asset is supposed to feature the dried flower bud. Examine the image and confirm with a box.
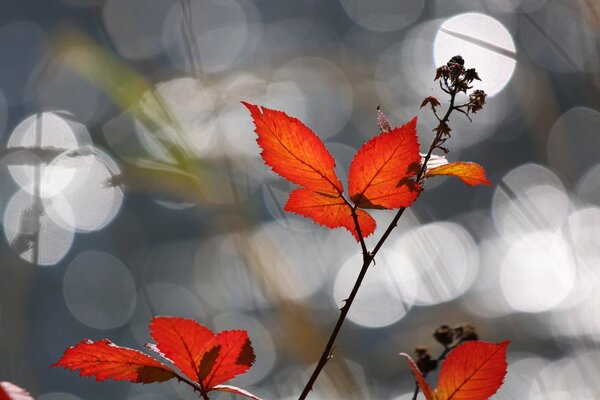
[434,65,448,81]
[449,55,465,66]
[414,346,438,375]
[464,68,481,82]
[468,89,487,114]
[453,323,479,342]
[433,325,454,347]
[447,56,465,84]
[461,324,479,341]
[434,122,451,137]
[420,96,441,110]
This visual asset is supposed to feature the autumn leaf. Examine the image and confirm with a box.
[426,161,490,186]
[285,188,376,240]
[53,317,260,399]
[349,117,421,209]
[242,102,343,195]
[150,317,255,390]
[0,382,33,400]
[149,316,218,383]
[244,102,376,240]
[437,341,509,400]
[203,330,256,389]
[401,341,509,400]
[399,353,437,400]
[51,339,176,383]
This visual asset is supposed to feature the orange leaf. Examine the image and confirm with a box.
[203,330,256,389]
[437,341,509,400]
[149,316,218,383]
[50,339,176,383]
[285,188,376,240]
[425,162,490,186]
[348,118,421,209]
[243,102,343,195]
[399,353,437,400]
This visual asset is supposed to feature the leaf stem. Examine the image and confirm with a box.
[298,84,460,400]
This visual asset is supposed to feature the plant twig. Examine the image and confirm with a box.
[298,56,483,399]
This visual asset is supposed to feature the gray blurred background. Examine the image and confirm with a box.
[0,0,599,399]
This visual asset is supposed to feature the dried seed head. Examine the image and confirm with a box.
[414,346,438,375]
[433,325,454,347]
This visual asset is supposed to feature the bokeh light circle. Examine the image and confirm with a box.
[3,189,74,266]
[7,112,90,195]
[500,232,575,313]
[63,251,137,329]
[391,221,479,306]
[42,147,123,232]
[340,0,424,32]
[434,13,516,96]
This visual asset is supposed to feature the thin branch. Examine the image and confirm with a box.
[298,85,460,400]
[342,196,368,258]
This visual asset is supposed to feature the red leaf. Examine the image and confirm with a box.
[399,353,437,400]
[243,102,343,195]
[437,341,509,400]
[0,382,33,400]
[203,330,256,389]
[425,162,490,186]
[150,317,256,390]
[285,188,376,240]
[349,117,421,209]
[149,316,218,383]
[50,339,176,383]
[213,384,264,400]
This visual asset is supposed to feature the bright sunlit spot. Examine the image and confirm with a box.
[434,13,516,96]
[390,222,478,306]
[500,232,575,313]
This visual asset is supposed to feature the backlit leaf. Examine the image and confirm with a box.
[285,188,376,240]
[243,102,343,195]
[203,330,256,389]
[51,339,175,383]
[349,118,421,209]
[437,341,509,400]
[149,316,218,383]
[425,162,490,186]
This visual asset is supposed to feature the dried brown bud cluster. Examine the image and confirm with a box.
[434,55,481,94]
[433,323,479,348]
[424,55,487,130]
[468,89,487,114]
[414,346,438,376]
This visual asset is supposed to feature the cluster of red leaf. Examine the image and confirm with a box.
[402,340,509,400]
[244,103,489,241]
[52,317,261,400]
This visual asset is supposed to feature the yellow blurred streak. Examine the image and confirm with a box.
[53,29,214,201]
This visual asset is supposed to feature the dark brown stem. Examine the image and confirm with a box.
[343,196,369,258]
[298,87,460,400]
[412,384,420,400]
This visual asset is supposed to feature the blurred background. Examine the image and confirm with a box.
[0,0,599,399]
